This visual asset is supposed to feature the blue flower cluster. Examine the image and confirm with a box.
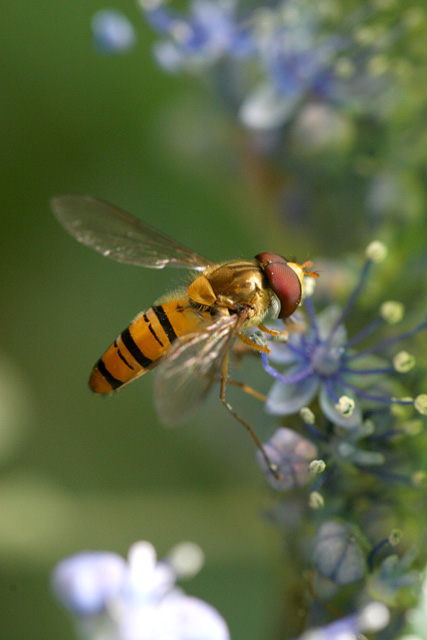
[52,540,229,640]
[93,1,400,130]
[143,0,253,71]
[253,243,425,638]
[256,241,426,500]
[262,241,427,430]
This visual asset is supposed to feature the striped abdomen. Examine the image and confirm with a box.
[89,299,202,394]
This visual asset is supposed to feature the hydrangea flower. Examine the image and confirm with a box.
[238,4,349,130]
[263,242,427,429]
[241,0,400,130]
[137,0,397,129]
[52,540,229,640]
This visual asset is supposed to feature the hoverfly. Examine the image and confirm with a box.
[51,195,318,477]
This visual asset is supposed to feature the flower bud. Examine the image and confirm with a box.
[380,301,404,324]
[309,460,326,475]
[335,395,355,417]
[393,351,415,373]
[414,394,427,415]
[167,542,205,579]
[309,492,324,509]
[412,471,426,487]
[366,241,388,263]
[358,602,390,631]
[300,407,315,424]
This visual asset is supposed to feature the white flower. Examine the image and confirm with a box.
[52,540,230,640]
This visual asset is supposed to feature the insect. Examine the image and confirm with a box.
[51,195,318,477]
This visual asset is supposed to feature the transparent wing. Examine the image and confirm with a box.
[51,194,213,270]
[154,313,245,424]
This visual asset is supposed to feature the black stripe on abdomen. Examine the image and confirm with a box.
[148,323,164,347]
[97,359,123,390]
[121,326,153,367]
[114,340,134,370]
[152,305,177,342]
[142,313,164,346]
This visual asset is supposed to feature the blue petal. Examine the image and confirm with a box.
[189,0,252,59]
[163,594,230,640]
[266,329,306,364]
[316,305,347,344]
[121,593,230,640]
[153,41,185,72]
[313,521,366,585]
[266,341,303,365]
[52,552,126,615]
[256,427,318,491]
[144,6,180,34]
[266,368,319,415]
[92,10,136,54]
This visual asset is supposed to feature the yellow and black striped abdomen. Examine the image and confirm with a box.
[89,299,202,394]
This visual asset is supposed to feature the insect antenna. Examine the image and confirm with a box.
[301,260,319,279]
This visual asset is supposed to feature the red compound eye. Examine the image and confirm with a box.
[256,252,302,319]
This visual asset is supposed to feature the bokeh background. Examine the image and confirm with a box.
[1,1,426,639]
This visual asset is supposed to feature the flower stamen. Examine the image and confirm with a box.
[346,318,427,361]
[327,257,373,343]
[261,353,314,385]
[335,377,414,406]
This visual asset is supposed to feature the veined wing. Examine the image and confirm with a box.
[154,313,245,424]
[51,195,213,270]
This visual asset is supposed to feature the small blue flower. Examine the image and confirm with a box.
[239,12,347,129]
[256,427,318,491]
[141,0,253,71]
[328,415,386,468]
[262,27,340,100]
[135,0,409,130]
[312,520,367,586]
[52,541,230,640]
[238,1,394,129]
[263,243,427,429]
[52,551,127,615]
[368,547,421,607]
[92,10,137,54]
[139,1,400,129]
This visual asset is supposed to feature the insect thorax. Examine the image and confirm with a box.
[187,260,271,325]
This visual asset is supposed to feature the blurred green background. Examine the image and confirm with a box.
[0,2,289,639]
[1,1,427,639]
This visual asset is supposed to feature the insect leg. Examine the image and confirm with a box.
[237,332,270,354]
[258,322,289,340]
[225,379,267,403]
[220,350,280,480]
[257,323,280,336]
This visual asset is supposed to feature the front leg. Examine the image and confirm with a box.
[258,322,289,340]
[237,331,271,354]
[219,350,280,480]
